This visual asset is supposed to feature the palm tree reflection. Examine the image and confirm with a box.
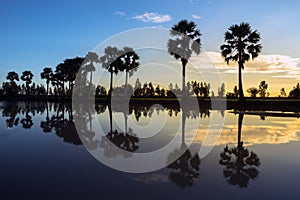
[219,113,261,188]
[167,106,201,188]
[99,105,139,158]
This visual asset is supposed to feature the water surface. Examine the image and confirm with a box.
[0,101,299,200]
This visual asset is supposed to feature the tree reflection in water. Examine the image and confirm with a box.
[219,113,261,188]
[167,106,201,188]
[99,105,139,158]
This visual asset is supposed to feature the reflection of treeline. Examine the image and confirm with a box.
[0,102,211,144]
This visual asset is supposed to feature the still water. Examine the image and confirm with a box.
[0,101,300,200]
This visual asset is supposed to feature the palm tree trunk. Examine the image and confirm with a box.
[109,71,113,99]
[90,71,93,86]
[124,112,128,133]
[46,81,49,96]
[237,112,244,149]
[124,71,128,99]
[237,112,244,168]
[108,105,113,133]
[181,59,187,99]
[238,62,244,100]
[181,107,186,148]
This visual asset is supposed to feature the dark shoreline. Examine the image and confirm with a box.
[1,95,300,112]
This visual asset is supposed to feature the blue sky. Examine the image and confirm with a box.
[1,0,300,95]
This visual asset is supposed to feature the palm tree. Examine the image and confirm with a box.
[4,71,20,95]
[100,46,123,98]
[64,57,84,95]
[120,47,139,98]
[258,80,268,98]
[21,70,34,96]
[6,71,19,83]
[167,20,201,98]
[220,22,262,100]
[83,52,99,86]
[55,63,68,96]
[40,67,53,95]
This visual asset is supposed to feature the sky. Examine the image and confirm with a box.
[1,0,300,96]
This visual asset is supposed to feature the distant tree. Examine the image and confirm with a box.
[202,82,210,97]
[50,73,60,96]
[147,82,155,97]
[280,88,286,97]
[289,83,300,98]
[60,57,84,96]
[95,85,107,97]
[258,81,268,98]
[192,81,199,97]
[218,83,225,97]
[40,67,53,95]
[155,85,161,96]
[83,52,99,86]
[3,71,20,95]
[133,78,142,97]
[168,20,201,98]
[54,64,67,96]
[160,88,166,97]
[100,46,123,98]
[21,70,34,95]
[233,86,239,97]
[247,87,259,97]
[220,22,262,100]
[6,71,19,83]
[186,81,191,96]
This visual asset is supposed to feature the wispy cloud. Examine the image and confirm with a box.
[114,11,125,17]
[191,14,202,19]
[188,51,300,79]
[132,12,172,23]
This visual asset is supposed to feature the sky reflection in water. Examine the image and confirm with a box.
[0,101,299,200]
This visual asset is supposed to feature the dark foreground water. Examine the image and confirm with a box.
[0,101,300,200]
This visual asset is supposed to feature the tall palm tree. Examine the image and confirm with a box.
[100,46,123,98]
[120,47,139,98]
[83,52,99,86]
[21,70,34,96]
[167,20,201,98]
[220,22,262,100]
[40,67,53,95]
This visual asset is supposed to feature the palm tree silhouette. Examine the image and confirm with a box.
[21,70,34,96]
[100,46,123,99]
[167,20,201,98]
[6,71,19,83]
[40,67,53,95]
[83,52,99,86]
[119,47,139,99]
[219,113,261,188]
[220,22,262,100]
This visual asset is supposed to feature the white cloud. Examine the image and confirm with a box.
[132,12,172,23]
[188,51,300,79]
[114,11,125,17]
[191,14,202,19]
